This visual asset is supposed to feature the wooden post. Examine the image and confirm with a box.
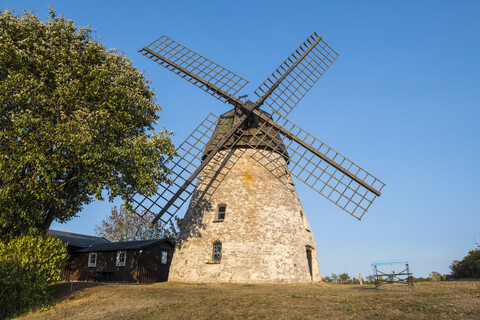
[359,273,363,285]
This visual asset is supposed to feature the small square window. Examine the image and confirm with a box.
[161,251,168,264]
[217,204,226,221]
[88,252,97,267]
[116,251,126,267]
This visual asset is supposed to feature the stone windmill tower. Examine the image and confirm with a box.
[132,32,385,283]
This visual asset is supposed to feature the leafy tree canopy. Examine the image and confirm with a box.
[0,9,176,239]
[450,244,480,279]
[338,272,351,282]
[95,206,181,242]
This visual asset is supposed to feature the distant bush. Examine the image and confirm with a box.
[411,276,432,282]
[0,233,68,319]
[350,277,360,284]
[365,275,376,284]
[428,271,446,281]
[323,273,363,284]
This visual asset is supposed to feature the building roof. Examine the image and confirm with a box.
[49,229,109,248]
[203,108,289,161]
[75,238,174,252]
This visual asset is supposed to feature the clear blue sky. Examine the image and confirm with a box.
[2,0,479,278]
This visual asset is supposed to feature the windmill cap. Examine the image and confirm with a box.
[203,108,289,162]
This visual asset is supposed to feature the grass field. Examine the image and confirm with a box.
[17,281,480,320]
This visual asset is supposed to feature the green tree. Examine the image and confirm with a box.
[339,272,351,283]
[450,245,480,278]
[94,206,182,242]
[331,273,339,283]
[0,232,68,318]
[0,9,176,240]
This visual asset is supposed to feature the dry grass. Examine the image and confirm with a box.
[17,281,480,320]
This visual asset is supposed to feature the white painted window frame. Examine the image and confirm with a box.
[160,251,168,264]
[88,252,97,267]
[116,251,126,267]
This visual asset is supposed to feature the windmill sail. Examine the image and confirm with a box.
[140,35,248,104]
[246,113,385,220]
[131,113,245,228]
[254,32,339,117]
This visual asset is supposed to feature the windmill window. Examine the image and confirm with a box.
[213,242,222,263]
[215,204,226,221]
[88,252,97,267]
[116,251,126,267]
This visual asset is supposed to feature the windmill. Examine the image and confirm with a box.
[133,32,385,283]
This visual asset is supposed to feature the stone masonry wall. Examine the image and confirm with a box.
[168,148,321,283]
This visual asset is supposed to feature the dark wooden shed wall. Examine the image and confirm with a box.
[62,243,173,283]
[138,243,174,283]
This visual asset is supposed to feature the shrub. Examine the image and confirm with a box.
[429,271,443,281]
[323,273,363,284]
[365,275,376,284]
[0,233,68,319]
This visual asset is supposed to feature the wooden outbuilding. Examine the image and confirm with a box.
[49,230,174,283]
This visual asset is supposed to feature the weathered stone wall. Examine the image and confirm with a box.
[168,148,321,283]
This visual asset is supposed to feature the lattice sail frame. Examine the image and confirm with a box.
[246,113,385,220]
[131,113,245,227]
[140,35,249,103]
[255,32,339,117]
